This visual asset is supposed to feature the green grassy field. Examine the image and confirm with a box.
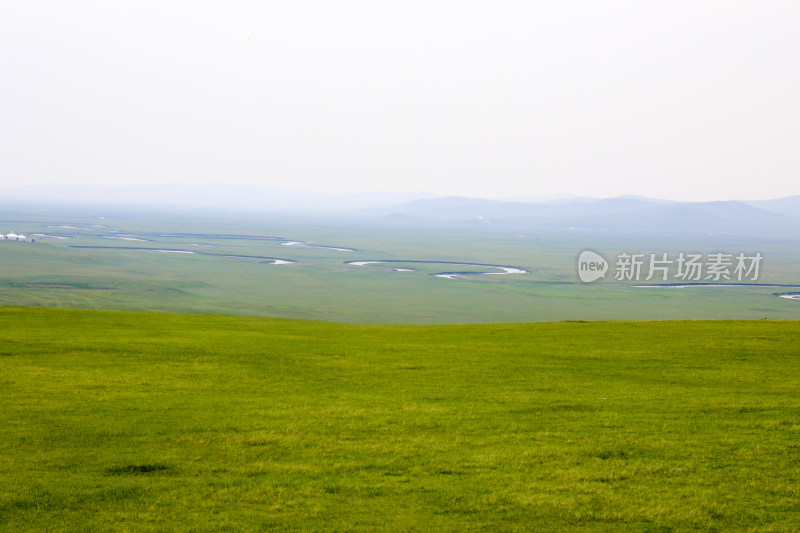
[1,207,799,323]
[2,307,798,531]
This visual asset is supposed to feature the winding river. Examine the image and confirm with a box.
[345,260,527,279]
[68,246,296,265]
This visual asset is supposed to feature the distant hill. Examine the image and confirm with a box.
[502,194,597,204]
[0,184,439,214]
[355,196,800,237]
[1,184,797,237]
[748,195,800,217]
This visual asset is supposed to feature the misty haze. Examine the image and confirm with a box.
[1,2,798,531]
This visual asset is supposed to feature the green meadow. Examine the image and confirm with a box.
[2,207,799,530]
[1,307,799,531]
[1,207,799,323]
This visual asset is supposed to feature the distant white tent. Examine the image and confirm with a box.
[1,232,31,242]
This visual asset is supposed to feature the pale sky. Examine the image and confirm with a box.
[1,1,798,201]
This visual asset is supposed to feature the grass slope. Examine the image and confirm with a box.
[1,308,799,531]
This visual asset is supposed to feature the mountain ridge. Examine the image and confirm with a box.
[1,184,797,237]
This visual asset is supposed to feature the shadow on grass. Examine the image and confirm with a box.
[105,464,171,475]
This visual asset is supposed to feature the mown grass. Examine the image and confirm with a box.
[1,307,799,531]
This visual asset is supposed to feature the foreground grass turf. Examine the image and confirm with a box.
[1,308,799,531]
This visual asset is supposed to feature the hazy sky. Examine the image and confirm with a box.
[1,1,798,201]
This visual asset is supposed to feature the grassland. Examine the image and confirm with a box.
[1,307,799,531]
[1,206,799,323]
